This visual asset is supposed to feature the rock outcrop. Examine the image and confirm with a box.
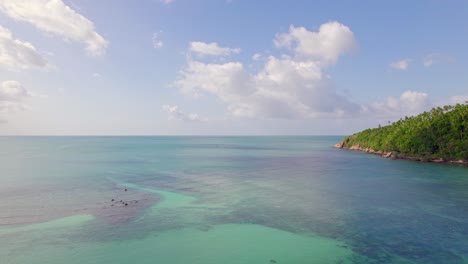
[334,142,468,166]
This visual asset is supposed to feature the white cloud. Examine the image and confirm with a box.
[230,56,360,119]
[152,31,163,49]
[175,60,253,100]
[449,95,468,104]
[175,21,361,120]
[390,59,411,70]
[189,41,241,57]
[0,0,108,56]
[0,25,47,70]
[367,91,468,120]
[399,90,430,113]
[162,104,204,122]
[274,22,357,66]
[252,53,261,61]
[423,53,453,67]
[0,80,31,114]
[368,90,431,117]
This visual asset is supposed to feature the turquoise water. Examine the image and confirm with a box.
[0,136,467,264]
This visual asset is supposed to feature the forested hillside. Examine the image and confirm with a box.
[338,103,468,161]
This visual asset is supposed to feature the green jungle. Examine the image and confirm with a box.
[340,103,468,161]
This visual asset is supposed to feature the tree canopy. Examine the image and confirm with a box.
[340,103,468,161]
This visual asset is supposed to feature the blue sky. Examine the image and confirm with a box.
[0,0,467,135]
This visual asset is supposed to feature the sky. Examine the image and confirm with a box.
[0,0,467,135]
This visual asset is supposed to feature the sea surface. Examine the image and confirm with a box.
[0,136,467,264]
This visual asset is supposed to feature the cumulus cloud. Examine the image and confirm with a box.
[274,22,357,66]
[0,0,108,56]
[230,56,360,119]
[152,31,163,49]
[390,59,411,70]
[162,104,204,122]
[367,90,431,117]
[189,41,241,57]
[175,21,360,120]
[449,95,468,105]
[0,80,31,114]
[0,25,48,70]
[367,91,468,119]
[175,60,253,100]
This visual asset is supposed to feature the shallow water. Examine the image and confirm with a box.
[0,136,467,264]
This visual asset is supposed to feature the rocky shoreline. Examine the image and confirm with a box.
[334,142,468,166]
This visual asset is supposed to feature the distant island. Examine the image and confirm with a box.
[335,103,468,165]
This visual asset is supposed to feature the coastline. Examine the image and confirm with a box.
[334,142,468,166]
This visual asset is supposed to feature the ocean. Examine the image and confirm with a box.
[0,136,467,264]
